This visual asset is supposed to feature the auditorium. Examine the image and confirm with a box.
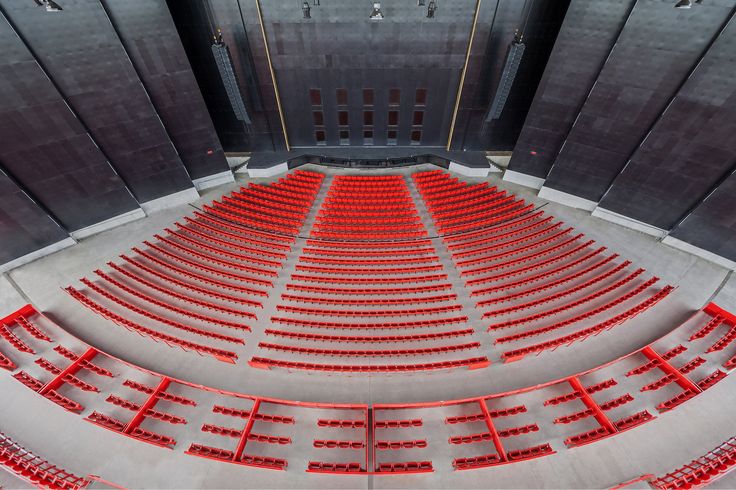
[0,0,735,488]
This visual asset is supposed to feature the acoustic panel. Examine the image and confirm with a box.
[671,169,736,263]
[543,0,734,202]
[507,0,635,178]
[599,15,736,230]
[1,0,193,203]
[0,7,139,231]
[0,169,68,264]
[101,0,229,180]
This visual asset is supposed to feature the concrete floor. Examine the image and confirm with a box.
[0,163,735,489]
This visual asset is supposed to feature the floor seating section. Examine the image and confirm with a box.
[65,170,324,363]
[61,169,679,369]
[650,435,736,489]
[411,170,674,361]
[2,303,734,475]
[251,174,489,372]
[0,431,91,489]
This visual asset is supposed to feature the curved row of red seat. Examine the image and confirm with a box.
[64,171,325,362]
[2,303,735,477]
[0,432,91,489]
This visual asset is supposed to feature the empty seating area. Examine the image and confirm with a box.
[2,168,735,487]
[65,170,324,363]
[651,436,736,489]
[0,432,91,489]
[412,170,674,361]
[251,174,488,372]
[1,301,734,478]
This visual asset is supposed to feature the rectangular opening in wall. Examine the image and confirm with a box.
[338,111,349,126]
[339,130,350,145]
[310,89,322,106]
[363,130,374,145]
[363,111,374,125]
[388,110,399,126]
[387,130,397,146]
[411,130,422,145]
[337,88,348,106]
[415,88,427,106]
[389,88,401,106]
[412,111,424,126]
[313,111,324,126]
[363,89,374,106]
[315,130,326,145]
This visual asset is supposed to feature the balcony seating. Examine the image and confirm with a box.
[651,436,736,489]
[1,302,734,476]
[0,432,91,489]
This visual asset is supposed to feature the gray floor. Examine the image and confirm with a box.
[1,163,735,489]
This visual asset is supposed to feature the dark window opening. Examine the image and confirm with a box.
[389,88,401,106]
[315,130,326,144]
[363,130,374,145]
[388,110,399,126]
[336,88,348,106]
[309,89,322,106]
[313,111,324,126]
[411,130,422,145]
[339,130,350,145]
[415,88,427,106]
[338,111,349,126]
[412,111,424,126]
[363,89,374,106]
[387,130,397,146]
[363,111,374,126]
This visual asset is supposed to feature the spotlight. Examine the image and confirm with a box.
[369,2,384,20]
[33,0,62,11]
[427,1,437,18]
[674,0,692,7]
[302,1,311,18]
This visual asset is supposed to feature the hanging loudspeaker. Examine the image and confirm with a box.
[486,40,525,121]
[212,41,252,124]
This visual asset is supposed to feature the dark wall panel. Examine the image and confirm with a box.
[599,14,736,229]
[0,10,138,231]
[671,171,736,262]
[454,0,570,151]
[543,0,733,201]
[507,0,634,178]
[101,0,228,180]
[0,170,69,264]
[1,0,193,203]
[258,0,476,148]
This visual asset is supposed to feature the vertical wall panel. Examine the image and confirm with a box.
[454,0,570,151]
[171,0,281,152]
[670,172,736,262]
[0,170,69,264]
[101,0,229,180]
[543,0,733,201]
[1,0,194,203]
[0,10,139,231]
[256,0,476,148]
[507,0,634,179]
[598,13,736,229]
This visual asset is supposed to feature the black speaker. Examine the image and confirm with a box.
[486,40,525,121]
[212,41,251,124]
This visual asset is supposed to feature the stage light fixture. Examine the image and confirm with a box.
[303,1,311,18]
[370,2,384,20]
[33,0,63,11]
[427,1,437,18]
